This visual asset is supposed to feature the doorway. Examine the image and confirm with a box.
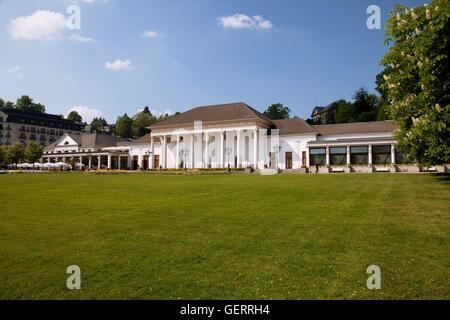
[286,152,293,169]
[154,155,160,169]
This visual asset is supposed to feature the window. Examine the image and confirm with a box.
[310,148,326,165]
[373,145,391,164]
[330,147,347,165]
[0,117,3,122]
[351,146,369,165]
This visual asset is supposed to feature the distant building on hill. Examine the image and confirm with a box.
[0,108,84,146]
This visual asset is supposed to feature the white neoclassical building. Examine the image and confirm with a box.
[128,102,399,173]
[43,102,411,173]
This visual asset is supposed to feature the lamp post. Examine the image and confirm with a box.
[180,148,189,170]
[145,150,152,170]
[225,146,232,169]
[273,144,281,170]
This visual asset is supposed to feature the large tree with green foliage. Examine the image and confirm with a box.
[0,145,6,168]
[15,95,46,113]
[379,0,449,165]
[115,114,133,138]
[67,111,83,123]
[7,142,25,167]
[25,141,44,165]
[263,103,291,120]
[132,107,156,137]
[90,117,108,132]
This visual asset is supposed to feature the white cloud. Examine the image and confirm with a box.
[67,105,103,123]
[253,15,273,30]
[104,59,133,71]
[218,13,273,30]
[6,66,27,79]
[9,10,66,40]
[142,30,159,39]
[69,34,95,43]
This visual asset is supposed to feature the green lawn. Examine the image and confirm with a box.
[0,173,449,300]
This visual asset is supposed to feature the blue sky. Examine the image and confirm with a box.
[0,0,424,122]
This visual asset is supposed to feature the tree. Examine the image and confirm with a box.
[67,111,83,122]
[7,142,25,168]
[0,145,6,168]
[132,107,156,137]
[25,141,44,166]
[379,0,450,165]
[0,98,4,109]
[90,117,108,132]
[115,113,133,138]
[263,103,291,120]
[334,100,356,124]
[4,101,15,108]
[16,95,33,110]
[15,95,46,113]
[352,88,380,121]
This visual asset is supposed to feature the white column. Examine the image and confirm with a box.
[346,146,351,165]
[79,156,83,165]
[150,137,154,169]
[236,130,241,168]
[118,156,121,170]
[220,131,225,168]
[176,135,180,169]
[97,156,101,169]
[204,132,209,168]
[391,144,396,164]
[88,156,92,170]
[163,135,167,169]
[368,145,373,165]
[326,146,330,166]
[107,154,112,169]
[306,147,310,168]
[191,133,195,169]
[253,129,258,168]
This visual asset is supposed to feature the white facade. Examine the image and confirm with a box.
[42,103,399,172]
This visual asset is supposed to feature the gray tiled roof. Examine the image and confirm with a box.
[148,102,273,128]
[312,121,395,135]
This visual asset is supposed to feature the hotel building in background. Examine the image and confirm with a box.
[0,108,84,147]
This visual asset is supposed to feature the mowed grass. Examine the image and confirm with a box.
[0,173,449,300]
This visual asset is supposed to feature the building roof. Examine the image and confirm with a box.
[45,133,127,150]
[311,121,395,136]
[0,107,84,129]
[271,118,317,135]
[148,102,273,129]
[130,134,153,145]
